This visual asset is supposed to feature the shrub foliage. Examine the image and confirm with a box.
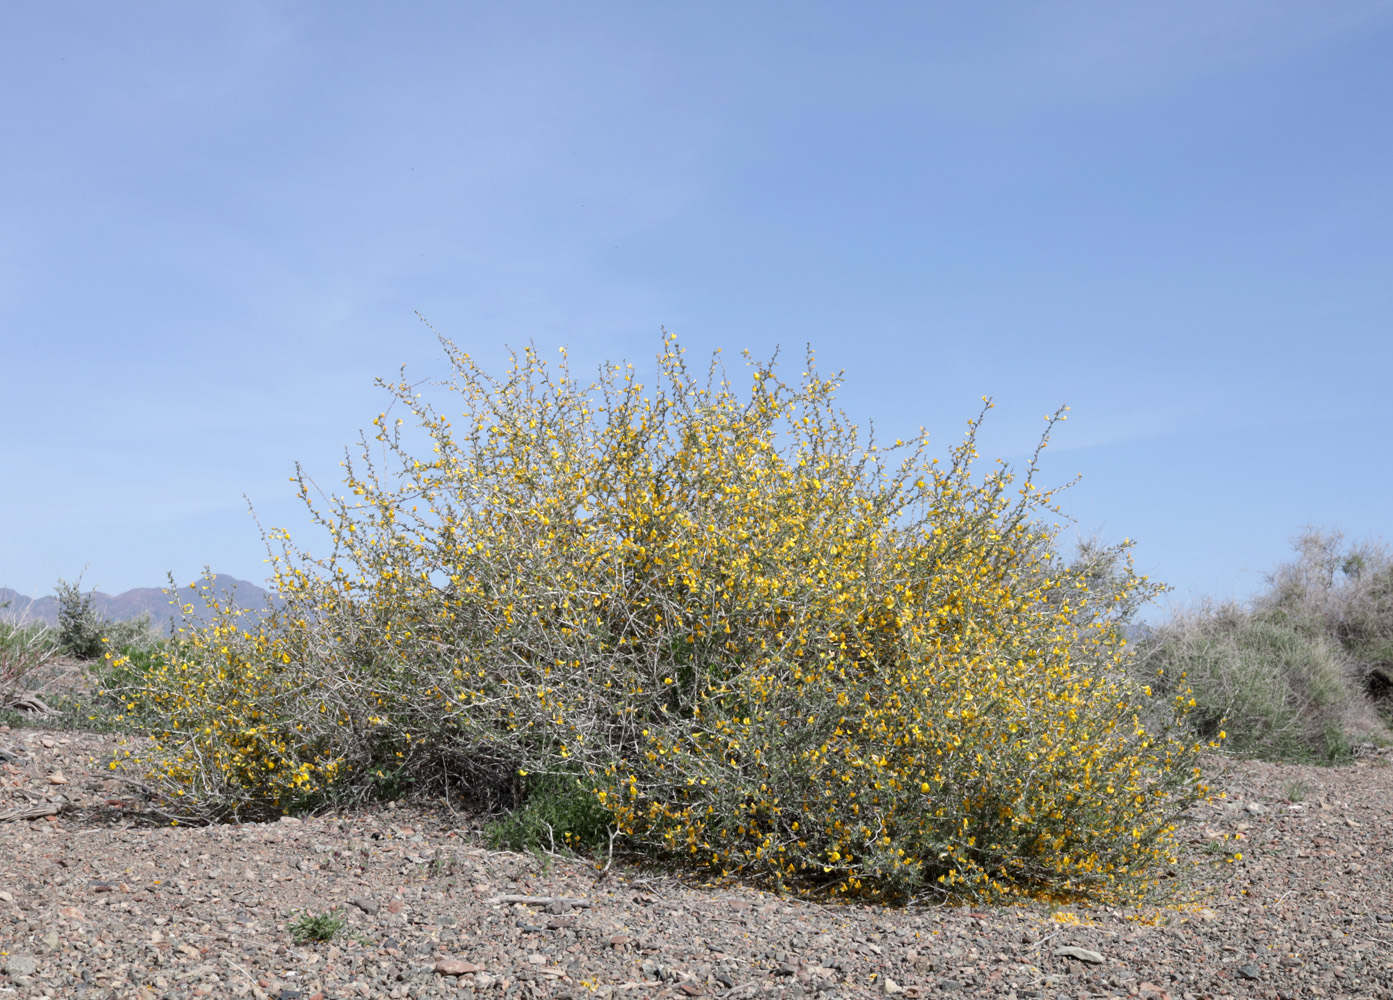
[120,333,1208,905]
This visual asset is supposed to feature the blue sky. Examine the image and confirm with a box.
[3,2,1391,621]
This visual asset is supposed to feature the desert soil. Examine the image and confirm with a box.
[1,725,1391,1000]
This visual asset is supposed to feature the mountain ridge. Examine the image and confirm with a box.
[0,575,279,629]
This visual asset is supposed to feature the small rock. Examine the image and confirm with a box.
[0,890,13,904]
[546,898,572,915]
[937,981,962,992]
[1245,802,1269,816]
[47,771,68,785]
[435,958,482,976]
[1236,963,1261,980]
[6,954,37,977]
[1052,946,1105,964]
[350,897,380,915]
[881,977,903,995]
[474,972,497,990]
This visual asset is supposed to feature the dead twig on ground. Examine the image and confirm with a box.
[0,801,62,822]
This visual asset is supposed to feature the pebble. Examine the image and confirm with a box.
[5,953,37,977]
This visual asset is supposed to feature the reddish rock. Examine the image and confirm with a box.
[434,958,482,976]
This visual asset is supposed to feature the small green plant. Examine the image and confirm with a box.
[484,771,614,855]
[287,908,347,944]
[1284,780,1309,803]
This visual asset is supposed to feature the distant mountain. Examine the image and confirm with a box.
[0,575,281,631]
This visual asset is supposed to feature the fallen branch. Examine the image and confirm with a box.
[484,894,592,908]
[0,801,62,822]
[3,693,58,716]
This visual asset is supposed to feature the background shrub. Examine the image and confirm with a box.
[1135,529,1393,762]
[1257,528,1393,707]
[55,577,158,660]
[122,333,1209,906]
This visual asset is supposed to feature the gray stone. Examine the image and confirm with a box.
[5,954,36,977]
[1237,963,1261,980]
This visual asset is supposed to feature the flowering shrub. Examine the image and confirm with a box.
[120,332,1211,904]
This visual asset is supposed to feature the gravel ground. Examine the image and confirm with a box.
[1,725,1391,1000]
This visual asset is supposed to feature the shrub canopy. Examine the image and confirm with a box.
[124,333,1208,905]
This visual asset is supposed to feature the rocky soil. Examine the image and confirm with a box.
[1,726,1391,1000]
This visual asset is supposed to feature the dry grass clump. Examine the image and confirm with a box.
[113,332,1211,905]
[0,617,62,712]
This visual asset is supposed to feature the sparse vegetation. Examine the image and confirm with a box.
[110,332,1215,907]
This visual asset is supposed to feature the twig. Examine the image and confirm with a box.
[592,826,620,882]
[0,801,62,822]
[3,693,58,716]
[484,894,592,908]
